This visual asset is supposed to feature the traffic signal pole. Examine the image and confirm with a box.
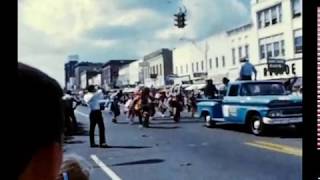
[174,7,187,28]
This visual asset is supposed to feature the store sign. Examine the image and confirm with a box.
[263,63,296,76]
[150,74,158,79]
[181,80,192,84]
[193,72,208,78]
[267,58,286,73]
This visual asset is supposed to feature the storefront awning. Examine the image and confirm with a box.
[123,88,135,93]
[185,84,206,91]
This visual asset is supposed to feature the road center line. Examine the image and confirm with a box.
[75,110,89,118]
[245,141,302,157]
[90,154,122,180]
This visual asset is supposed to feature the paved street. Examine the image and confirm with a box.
[64,106,302,180]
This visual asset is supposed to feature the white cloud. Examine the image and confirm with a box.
[19,54,66,87]
[108,9,159,26]
[18,0,251,87]
[155,26,185,40]
[20,0,102,41]
[173,0,250,40]
[91,39,118,48]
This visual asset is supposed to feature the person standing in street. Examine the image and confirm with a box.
[222,77,230,96]
[63,90,81,135]
[239,58,257,80]
[132,90,143,125]
[125,94,135,125]
[140,87,153,127]
[110,92,121,123]
[189,91,197,118]
[204,79,218,99]
[84,85,109,148]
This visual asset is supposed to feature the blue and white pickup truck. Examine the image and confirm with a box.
[196,80,302,135]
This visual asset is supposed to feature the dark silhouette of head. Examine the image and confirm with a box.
[16,63,64,180]
[142,87,150,97]
[206,79,213,85]
[222,77,230,85]
[87,85,96,93]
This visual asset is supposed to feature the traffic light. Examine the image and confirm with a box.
[174,12,186,28]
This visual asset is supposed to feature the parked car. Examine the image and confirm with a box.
[196,80,302,135]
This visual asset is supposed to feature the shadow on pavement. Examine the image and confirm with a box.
[69,124,89,136]
[71,130,89,136]
[112,122,129,125]
[148,126,180,129]
[265,127,302,138]
[152,116,198,120]
[109,145,152,149]
[111,159,164,166]
[152,120,202,125]
[214,124,302,138]
[64,140,85,144]
[64,136,74,141]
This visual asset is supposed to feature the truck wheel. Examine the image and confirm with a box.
[204,115,215,128]
[249,115,265,136]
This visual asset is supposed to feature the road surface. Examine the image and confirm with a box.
[63,106,302,180]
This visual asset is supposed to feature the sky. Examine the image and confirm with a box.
[18,0,251,86]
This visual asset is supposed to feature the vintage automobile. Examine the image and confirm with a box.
[196,80,303,135]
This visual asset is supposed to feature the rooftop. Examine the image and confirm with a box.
[251,0,269,5]
[102,59,136,68]
[226,23,253,36]
[74,62,103,68]
[144,48,172,61]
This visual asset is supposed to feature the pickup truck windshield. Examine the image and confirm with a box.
[240,83,286,96]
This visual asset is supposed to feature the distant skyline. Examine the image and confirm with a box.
[18,0,251,86]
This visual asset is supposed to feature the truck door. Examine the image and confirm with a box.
[222,84,240,123]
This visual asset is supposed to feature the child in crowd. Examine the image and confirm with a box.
[125,94,135,125]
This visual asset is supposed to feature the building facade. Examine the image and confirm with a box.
[117,59,144,87]
[249,0,302,80]
[142,49,173,87]
[80,70,101,90]
[117,64,130,87]
[88,74,102,87]
[64,60,78,90]
[129,59,144,85]
[173,0,302,82]
[74,62,103,90]
[101,60,136,89]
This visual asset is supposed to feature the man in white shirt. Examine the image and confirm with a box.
[83,85,108,148]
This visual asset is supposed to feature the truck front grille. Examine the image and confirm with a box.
[281,108,302,116]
